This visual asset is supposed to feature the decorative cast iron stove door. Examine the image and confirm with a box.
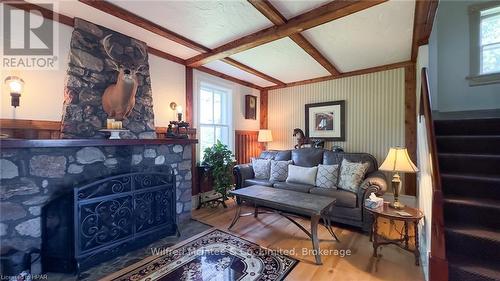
[74,172,176,272]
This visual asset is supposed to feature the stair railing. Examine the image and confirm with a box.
[419,67,448,281]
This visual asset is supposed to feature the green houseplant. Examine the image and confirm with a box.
[202,140,235,206]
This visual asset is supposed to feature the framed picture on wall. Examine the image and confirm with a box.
[245,95,257,120]
[305,100,345,141]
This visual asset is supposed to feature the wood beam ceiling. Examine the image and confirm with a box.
[264,61,413,90]
[186,0,387,67]
[5,1,264,90]
[78,0,285,86]
[248,0,340,76]
[411,0,439,61]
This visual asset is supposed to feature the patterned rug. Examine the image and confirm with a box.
[105,229,298,281]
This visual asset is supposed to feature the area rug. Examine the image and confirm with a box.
[104,228,298,281]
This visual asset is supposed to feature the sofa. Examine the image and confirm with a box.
[233,148,388,231]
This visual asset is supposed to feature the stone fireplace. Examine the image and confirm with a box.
[0,139,195,273]
[61,18,156,139]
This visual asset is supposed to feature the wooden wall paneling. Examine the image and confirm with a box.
[405,64,417,196]
[260,89,268,129]
[0,119,197,140]
[234,130,261,164]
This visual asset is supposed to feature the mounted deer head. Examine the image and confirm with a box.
[101,34,147,121]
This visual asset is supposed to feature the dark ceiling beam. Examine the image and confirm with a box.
[264,61,413,90]
[5,1,264,90]
[411,0,439,61]
[248,0,340,76]
[78,0,285,85]
[186,0,387,67]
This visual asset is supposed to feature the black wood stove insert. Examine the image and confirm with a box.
[41,172,177,273]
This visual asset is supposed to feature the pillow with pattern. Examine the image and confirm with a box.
[251,158,271,180]
[270,160,293,182]
[315,164,339,189]
[338,159,369,193]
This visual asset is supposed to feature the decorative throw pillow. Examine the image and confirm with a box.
[338,159,369,193]
[251,158,271,180]
[315,164,339,189]
[286,165,318,186]
[270,160,292,182]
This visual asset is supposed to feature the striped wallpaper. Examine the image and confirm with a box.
[267,68,405,164]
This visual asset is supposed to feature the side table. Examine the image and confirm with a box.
[365,204,424,266]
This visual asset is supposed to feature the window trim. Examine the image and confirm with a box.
[468,1,500,86]
[196,79,233,161]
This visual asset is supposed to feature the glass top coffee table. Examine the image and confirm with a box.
[229,185,340,265]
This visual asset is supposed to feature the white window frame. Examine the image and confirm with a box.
[468,2,500,86]
[196,80,233,161]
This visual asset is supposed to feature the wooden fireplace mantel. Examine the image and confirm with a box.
[0,138,198,149]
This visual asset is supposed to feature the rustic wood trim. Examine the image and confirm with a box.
[0,119,197,139]
[248,0,340,76]
[78,0,210,53]
[5,0,75,26]
[259,89,268,129]
[0,119,61,130]
[265,61,413,90]
[197,66,263,90]
[147,46,186,65]
[419,68,447,281]
[429,255,448,281]
[79,0,282,86]
[405,64,417,196]
[411,0,439,61]
[186,0,387,67]
[6,1,267,90]
[185,67,194,125]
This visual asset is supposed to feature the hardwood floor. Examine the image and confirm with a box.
[192,200,424,281]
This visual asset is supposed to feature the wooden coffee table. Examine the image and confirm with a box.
[229,185,339,265]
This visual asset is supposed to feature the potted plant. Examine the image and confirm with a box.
[201,140,235,207]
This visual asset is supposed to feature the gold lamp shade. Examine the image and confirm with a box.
[379,147,419,173]
[379,147,418,209]
[258,129,273,142]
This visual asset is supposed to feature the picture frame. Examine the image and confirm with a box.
[245,95,257,120]
[305,100,345,141]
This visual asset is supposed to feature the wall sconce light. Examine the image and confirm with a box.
[169,102,183,122]
[4,76,24,108]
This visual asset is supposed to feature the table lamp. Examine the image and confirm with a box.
[379,147,419,209]
[258,129,272,150]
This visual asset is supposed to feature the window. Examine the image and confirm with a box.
[198,83,231,160]
[480,6,500,74]
[469,3,500,85]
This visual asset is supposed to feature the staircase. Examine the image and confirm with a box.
[435,118,500,281]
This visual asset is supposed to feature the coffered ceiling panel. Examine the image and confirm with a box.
[204,61,276,88]
[268,0,331,20]
[230,37,331,83]
[302,0,415,72]
[53,1,200,59]
[109,0,273,49]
